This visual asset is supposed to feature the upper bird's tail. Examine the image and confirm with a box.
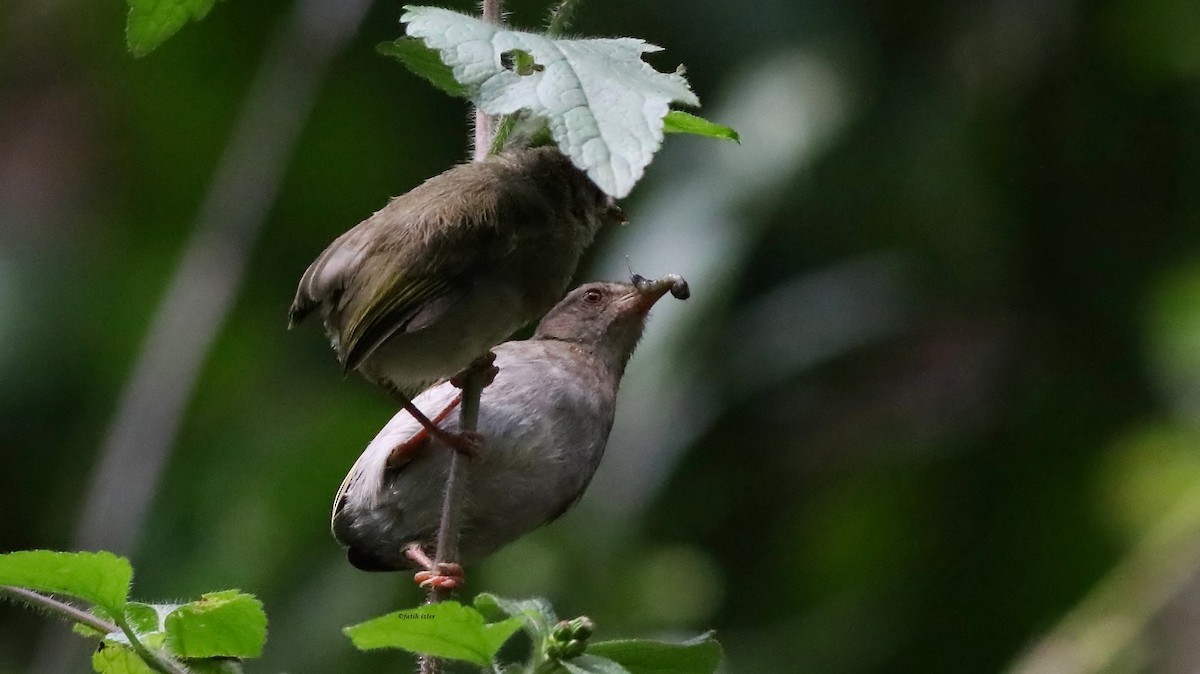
[288,290,317,329]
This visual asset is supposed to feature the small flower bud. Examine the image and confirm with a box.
[562,639,586,659]
[570,616,595,639]
[551,620,573,642]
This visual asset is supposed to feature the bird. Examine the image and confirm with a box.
[289,146,622,449]
[330,274,690,584]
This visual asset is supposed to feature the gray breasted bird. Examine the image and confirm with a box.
[289,147,620,445]
[331,274,689,573]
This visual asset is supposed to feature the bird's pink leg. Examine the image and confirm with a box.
[405,542,464,591]
[386,392,463,468]
[397,396,481,460]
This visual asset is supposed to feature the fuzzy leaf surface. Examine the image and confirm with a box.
[403,5,699,198]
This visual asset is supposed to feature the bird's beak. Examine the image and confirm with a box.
[622,274,690,313]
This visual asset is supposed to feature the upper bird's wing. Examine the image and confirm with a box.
[293,161,538,370]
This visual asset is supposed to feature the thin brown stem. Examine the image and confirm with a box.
[420,2,502,672]
[418,366,486,674]
[429,368,486,603]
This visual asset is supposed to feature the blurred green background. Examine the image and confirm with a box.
[5,0,1200,672]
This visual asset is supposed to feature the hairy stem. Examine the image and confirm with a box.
[0,586,117,635]
[0,586,189,674]
[472,0,504,160]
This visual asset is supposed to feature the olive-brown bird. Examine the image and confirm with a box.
[289,147,619,446]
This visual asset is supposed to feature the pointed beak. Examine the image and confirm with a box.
[623,274,690,313]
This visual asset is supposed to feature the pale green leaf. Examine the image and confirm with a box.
[563,655,633,674]
[163,590,266,658]
[377,38,470,98]
[663,111,739,143]
[124,602,164,635]
[0,550,131,618]
[402,5,700,198]
[92,643,156,674]
[474,593,557,642]
[126,0,221,57]
[345,601,522,665]
[588,633,723,674]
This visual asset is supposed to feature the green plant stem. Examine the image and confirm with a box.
[0,585,117,635]
[114,613,191,674]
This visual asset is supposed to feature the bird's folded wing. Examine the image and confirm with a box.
[341,270,471,371]
[339,222,503,370]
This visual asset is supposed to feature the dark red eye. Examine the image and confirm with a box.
[583,289,603,304]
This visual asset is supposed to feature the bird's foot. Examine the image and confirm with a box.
[451,352,499,389]
[405,543,465,591]
[398,399,481,458]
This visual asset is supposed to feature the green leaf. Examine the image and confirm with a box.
[78,601,181,646]
[92,643,156,674]
[344,601,522,666]
[588,633,723,674]
[125,0,221,58]
[124,602,164,635]
[377,38,470,98]
[163,590,266,658]
[563,655,633,674]
[474,593,557,641]
[0,550,131,618]
[663,111,739,143]
[403,5,701,198]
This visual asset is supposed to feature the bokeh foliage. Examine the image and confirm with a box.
[4,0,1200,672]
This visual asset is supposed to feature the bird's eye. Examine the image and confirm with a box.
[583,289,604,305]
